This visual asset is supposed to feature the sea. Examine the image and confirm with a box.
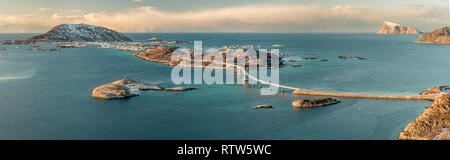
[0,33,449,140]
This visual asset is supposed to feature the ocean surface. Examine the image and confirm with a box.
[0,33,449,140]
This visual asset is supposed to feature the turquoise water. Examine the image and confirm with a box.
[0,33,448,140]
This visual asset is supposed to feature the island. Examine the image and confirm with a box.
[415,26,450,44]
[377,21,423,35]
[292,98,340,108]
[25,24,132,43]
[134,45,283,69]
[91,78,196,99]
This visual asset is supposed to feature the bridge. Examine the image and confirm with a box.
[231,63,438,101]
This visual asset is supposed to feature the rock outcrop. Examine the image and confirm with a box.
[251,105,273,109]
[399,86,450,140]
[377,21,423,35]
[91,83,138,100]
[415,26,450,44]
[91,78,196,99]
[292,98,340,108]
[26,24,132,43]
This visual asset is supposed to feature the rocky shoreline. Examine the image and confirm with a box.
[398,86,450,140]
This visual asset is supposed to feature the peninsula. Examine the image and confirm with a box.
[415,26,450,44]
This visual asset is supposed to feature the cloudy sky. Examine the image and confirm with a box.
[0,0,449,33]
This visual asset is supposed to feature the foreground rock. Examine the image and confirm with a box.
[251,105,273,109]
[26,24,132,43]
[415,26,450,44]
[91,78,196,99]
[399,86,450,140]
[377,21,423,35]
[292,98,340,108]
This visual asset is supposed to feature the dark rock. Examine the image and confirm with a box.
[303,57,317,60]
[339,55,368,61]
[292,97,340,108]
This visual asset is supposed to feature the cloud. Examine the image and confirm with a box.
[132,0,143,2]
[36,8,52,12]
[0,4,449,33]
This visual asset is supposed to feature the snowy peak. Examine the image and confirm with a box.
[383,21,401,28]
[377,21,423,35]
[26,24,132,42]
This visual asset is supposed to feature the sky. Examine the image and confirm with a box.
[0,0,449,33]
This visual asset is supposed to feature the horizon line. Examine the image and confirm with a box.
[0,32,382,34]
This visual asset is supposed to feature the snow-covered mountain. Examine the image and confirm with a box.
[26,24,132,42]
[377,21,423,35]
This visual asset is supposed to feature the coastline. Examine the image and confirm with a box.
[2,33,449,140]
